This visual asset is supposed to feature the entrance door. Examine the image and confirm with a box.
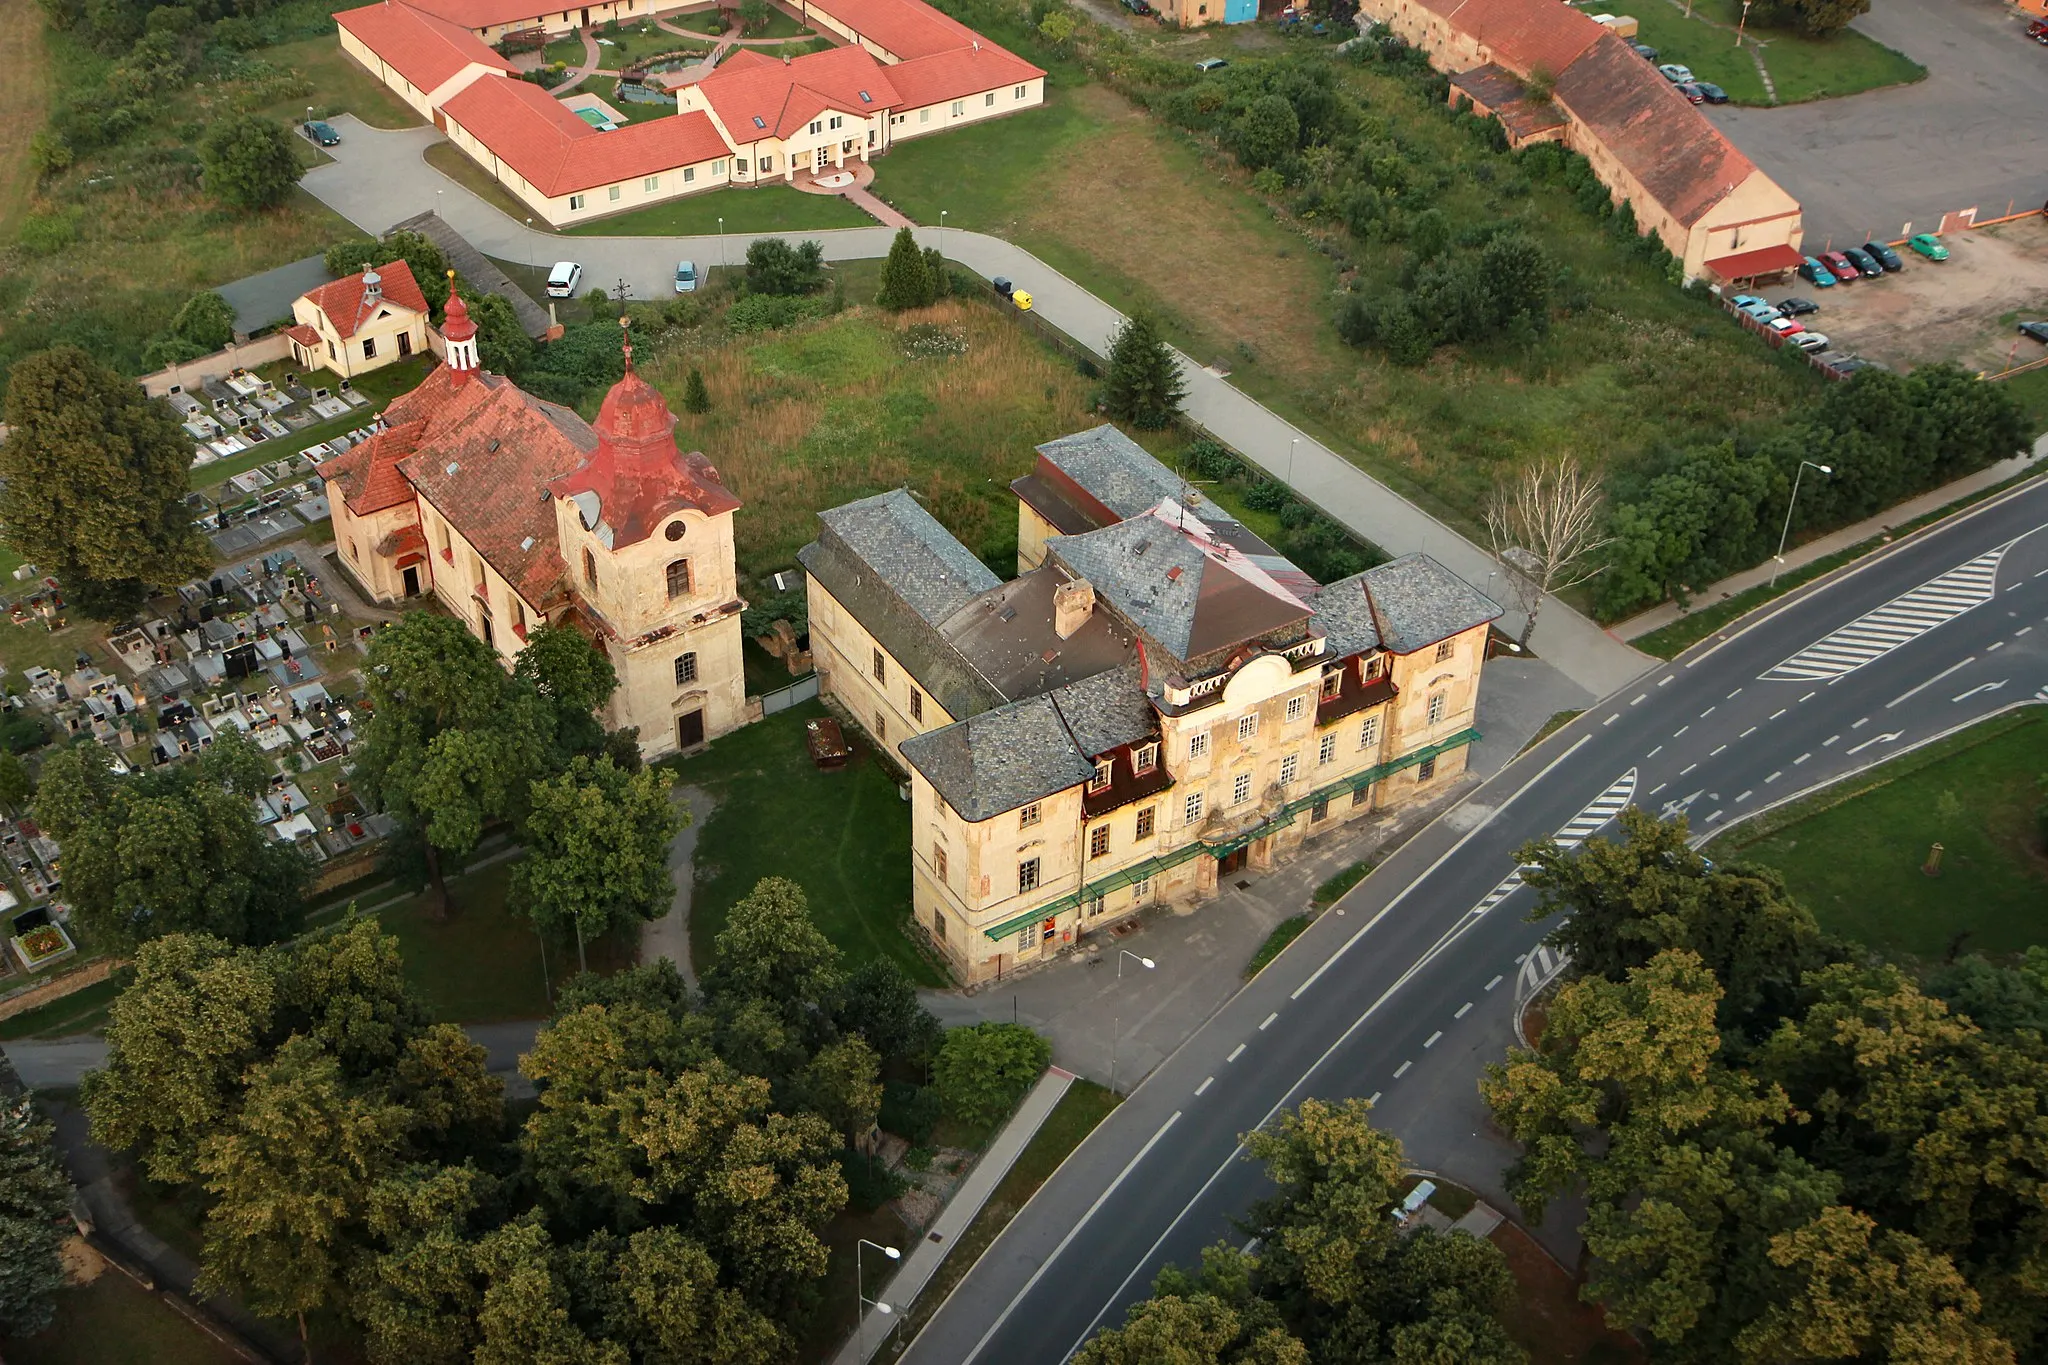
[676,709,705,750]
[397,332,413,357]
[580,6,590,23]
[401,565,420,597]
[1218,846,1248,876]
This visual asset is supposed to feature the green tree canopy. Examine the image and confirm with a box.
[743,238,827,297]
[876,227,936,310]
[512,755,678,971]
[1236,94,1301,170]
[0,345,212,618]
[703,877,845,1022]
[835,958,942,1064]
[512,622,619,761]
[1103,311,1187,430]
[1752,0,1869,35]
[933,1022,1050,1129]
[327,229,454,313]
[199,114,302,211]
[683,367,710,414]
[0,1093,72,1340]
[169,290,237,350]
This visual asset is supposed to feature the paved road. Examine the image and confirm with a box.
[1707,0,2048,249]
[300,118,1651,699]
[900,475,2048,1364]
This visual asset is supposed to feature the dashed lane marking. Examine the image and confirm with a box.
[1393,1060,1412,1078]
[1424,1031,1443,1047]
[1227,1043,1245,1063]
[1485,974,1503,991]
[1455,1002,1473,1018]
[1195,1076,1212,1096]
[1259,1012,1278,1031]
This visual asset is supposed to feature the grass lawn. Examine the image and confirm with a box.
[671,9,733,35]
[599,79,684,124]
[0,1262,240,1365]
[0,1,53,244]
[875,1082,1120,1363]
[423,142,545,227]
[1592,0,1768,103]
[591,21,710,65]
[637,295,1097,576]
[545,32,589,64]
[673,700,944,986]
[1582,0,1922,105]
[1712,711,2048,964]
[252,33,425,129]
[565,184,874,236]
[1744,18,1924,103]
[1999,367,2048,437]
[1245,914,1311,977]
[738,10,815,38]
[0,971,131,1041]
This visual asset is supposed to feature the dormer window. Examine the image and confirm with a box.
[1363,653,1387,681]
[1131,741,1159,775]
[1320,669,1342,701]
[1087,758,1112,793]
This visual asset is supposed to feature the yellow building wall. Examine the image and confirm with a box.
[1689,170,1804,279]
[805,578,959,760]
[441,102,732,228]
[888,77,1045,144]
[1016,501,1058,573]
[415,495,542,667]
[328,495,422,605]
[291,296,429,381]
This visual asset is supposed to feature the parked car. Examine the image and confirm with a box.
[1629,41,1659,60]
[1907,232,1949,261]
[1775,297,1819,317]
[546,261,583,298]
[302,120,340,146]
[1798,256,1839,287]
[674,260,698,293]
[1730,293,1768,309]
[1792,332,1831,352]
[1740,302,1783,323]
[1842,247,1884,279]
[1658,63,1695,82]
[1860,240,1903,271]
[2029,17,2048,42]
[1819,250,1860,282]
[1675,81,1707,104]
[1766,316,1805,338]
[1194,57,1229,70]
[1120,0,1153,13]
[2020,321,2048,344]
[1693,81,1728,103]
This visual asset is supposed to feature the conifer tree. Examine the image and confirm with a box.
[876,227,935,310]
[683,367,710,414]
[1103,312,1186,429]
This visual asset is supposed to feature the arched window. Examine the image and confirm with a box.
[666,559,692,600]
[582,547,598,589]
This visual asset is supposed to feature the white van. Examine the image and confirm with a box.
[546,261,583,298]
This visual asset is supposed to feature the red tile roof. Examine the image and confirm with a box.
[1553,33,1758,227]
[807,0,995,59]
[323,420,423,516]
[440,76,731,195]
[696,45,901,139]
[885,43,1043,108]
[284,323,321,347]
[548,360,740,551]
[299,259,432,342]
[334,1,515,95]
[1705,242,1805,279]
[1449,0,1605,77]
[395,0,562,28]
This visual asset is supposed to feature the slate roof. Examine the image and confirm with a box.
[816,490,1000,625]
[899,695,1095,822]
[1357,554,1502,654]
[299,260,431,342]
[1050,662,1155,759]
[440,77,731,197]
[937,566,1134,702]
[1034,425,1187,522]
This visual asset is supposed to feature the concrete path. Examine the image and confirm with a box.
[551,30,605,94]
[832,1067,1077,1365]
[642,783,714,987]
[1612,441,2045,640]
[300,116,1652,699]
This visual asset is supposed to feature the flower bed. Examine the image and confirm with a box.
[10,921,76,972]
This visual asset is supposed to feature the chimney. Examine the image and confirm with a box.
[1053,578,1095,639]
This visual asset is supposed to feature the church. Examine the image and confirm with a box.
[320,287,747,759]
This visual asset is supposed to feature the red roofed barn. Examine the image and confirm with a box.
[322,297,750,758]
[286,259,433,379]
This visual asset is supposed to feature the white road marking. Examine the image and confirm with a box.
[1762,542,2010,682]
[1886,656,1977,709]
[1631,694,1646,705]
[1368,1091,1381,1105]
[1766,771,1782,783]
[1648,781,1667,797]
[1741,727,1757,738]
[1424,1031,1443,1048]
[1658,675,1674,687]
[1795,753,1810,764]
[1989,641,2005,651]
[1455,1002,1473,1018]
[1824,735,1841,746]
[1771,709,1787,720]
[2019,627,2034,637]
[1711,744,1727,756]
[1680,762,1698,775]
[1394,1060,1412,1078]
[1846,730,1903,755]
[1648,745,1663,758]
[1736,789,1753,802]
[1485,974,1503,991]
[1604,714,1617,726]
[1227,1043,1245,1063]
[1195,1076,1213,1096]
[1728,688,1743,699]
[1953,680,2007,702]
[1800,691,1817,703]
[1854,717,1871,728]
[1259,1012,1278,1031]
[1674,725,1689,737]
[1705,808,1724,822]
[1702,706,1716,717]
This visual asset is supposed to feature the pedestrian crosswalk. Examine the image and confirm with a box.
[1760,542,2011,682]
[1516,944,1569,1007]
[1471,768,1638,918]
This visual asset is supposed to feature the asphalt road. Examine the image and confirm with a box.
[902,475,2048,1365]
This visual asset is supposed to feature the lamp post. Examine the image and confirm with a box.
[856,1240,900,1356]
[1735,0,1752,45]
[1286,435,1300,484]
[1771,461,1832,586]
[525,217,533,272]
[718,216,726,269]
[1109,950,1156,1094]
[940,208,948,257]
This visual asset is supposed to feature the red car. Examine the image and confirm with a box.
[1675,80,1707,104]
[1820,251,1859,282]
[2030,17,2048,42]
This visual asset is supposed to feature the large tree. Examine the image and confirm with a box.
[1483,455,1612,648]
[199,113,303,211]
[875,227,936,311]
[743,238,826,297]
[0,345,212,618]
[355,613,554,913]
[512,755,679,973]
[512,622,619,762]
[703,877,845,1022]
[0,1093,72,1340]
[329,230,455,315]
[1102,312,1187,430]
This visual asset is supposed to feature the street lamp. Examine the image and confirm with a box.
[1110,950,1156,1094]
[718,216,726,269]
[1286,435,1300,484]
[856,1240,901,1355]
[940,208,948,257]
[525,217,533,272]
[1770,461,1832,586]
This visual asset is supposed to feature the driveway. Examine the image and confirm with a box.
[1708,0,2048,249]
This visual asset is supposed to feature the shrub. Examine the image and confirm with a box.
[198,114,301,211]
[839,1148,907,1211]
[725,293,825,333]
[878,1081,942,1144]
[16,213,76,256]
[743,237,826,296]
[933,1022,1050,1130]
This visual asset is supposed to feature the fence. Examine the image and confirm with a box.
[137,334,295,398]
[759,673,820,715]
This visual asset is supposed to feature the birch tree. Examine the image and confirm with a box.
[1483,457,1613,648]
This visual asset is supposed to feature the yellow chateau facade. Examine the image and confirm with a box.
[800,427,1500,985]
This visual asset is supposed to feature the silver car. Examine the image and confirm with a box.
[674,260,698,293]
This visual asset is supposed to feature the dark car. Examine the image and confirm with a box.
[302,120,340,146]
[1119,0,1153,13]
[1819,250,1860,282]
[1629,41,1658,60]
[1842,247,1884,279]
[1675,81,1707,104]
[1692,81,1728,103]
[1775,296,1820,317]
[2021,322,2048,344]
[1860,239,1903,271]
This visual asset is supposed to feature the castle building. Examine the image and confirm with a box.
[320,295,746,758]
[799,426,1501,985]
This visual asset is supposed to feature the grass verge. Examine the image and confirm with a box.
[0,970,131,1041]
[1246,914,1312,977]
[423,142,540,225]
[1710,709,2048,963]
[1313,860,1373,906]
[874,1081,1121,1363]
[564,184,875,237]
[0,1257,240,1365]
[1518,709,1584,758]
[0,2,53,244]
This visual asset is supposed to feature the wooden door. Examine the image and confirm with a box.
[676,709,705,750]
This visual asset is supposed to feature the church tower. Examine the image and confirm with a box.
[548,322,748,757]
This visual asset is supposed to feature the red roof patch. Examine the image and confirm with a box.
[299,259,432,342]
[549,361,741,551]
[696,45,901,139]
[334,1,515,95]
[439,77,730,195]
[884,44,1043,108]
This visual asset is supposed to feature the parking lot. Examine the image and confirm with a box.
[1708,0,2048,250]
[1766,216,2048,374]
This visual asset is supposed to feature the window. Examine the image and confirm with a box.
[809,119,822,134]
[1232,772,1252,805]
[609,185,621,202]
[1018,858,1041,894]
[1131,877,1150,904]
[1286,695,1306,724]
[736,158,748,173]
[761,155,773,171]
[1436,640,1455,663]
[829,115,843,129]
[1135,806,1155,840]
[1184,791,1205,824]
[933,909,947,939]
[1020,802,1041,829]
[582,547,598,589]
[643,175,659,191]
[874,711,886,742]
[362,337,377,360]
[1358,714,1380,750]
[1089,826,1110,859]
[984,92,996,107]
[1131,741,1160,775]
[1017,927,1033,954]
[1311,797,1329,822]
[1418,757,1437,782]
[950,99,964,116]
[1237,714,1258,743]
[327,340,336,361]
[1087,893,1106,917]
[1088,758,1112,793]
[872,647,886,683]
[920,108,930,123]
[673,652,697,685]
[665,559,691,600]
[1352,786,1370,807]
[1189,732,1209,760]
[934,844,947,883]
[713,159,725,174]
[909,688,923,722]
[1364,653,1388,680]
[569,194,586,210]
[684,167,696,183]
[1279,755,1298,786]
[1319,733,1336,765]
[1320,669,1343,701]
[1427,692,1446,724]
[1014,83,1027,98]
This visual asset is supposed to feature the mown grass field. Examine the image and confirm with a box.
[564,183,874,236]
[1588,0,1922,106]
[0,1260,240,1365]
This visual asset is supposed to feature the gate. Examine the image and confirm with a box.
[759,674,820,715]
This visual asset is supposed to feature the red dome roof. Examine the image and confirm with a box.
[442,290,477,344]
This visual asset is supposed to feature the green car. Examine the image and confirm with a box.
[1907,232,1948,261]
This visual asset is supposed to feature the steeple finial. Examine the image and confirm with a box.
[619,314,633,372]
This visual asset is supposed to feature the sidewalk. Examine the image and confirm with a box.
[1611,443,2045,639]
[832,1067,1077,1365]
